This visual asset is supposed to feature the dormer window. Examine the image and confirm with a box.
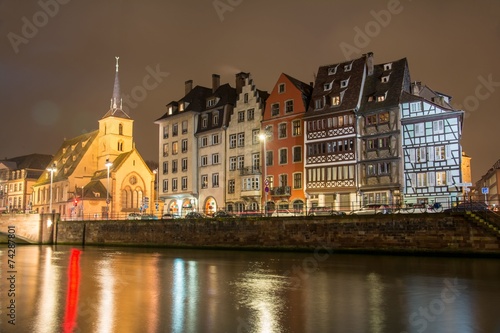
[376,92,387,102]
[368,96,374,102]
[324,81,333,91]
[328,65,338,75]
[383,63,392,71]
[381,75,390,83]
[314,98,324,110]
[202,115,208,128]
[179,103,185,111]
[340,78,349,88]
[213,112,219,125]
[207,98,216,107]
[168,106,173,115]
[331,96,341,106]
[344,62,353,71]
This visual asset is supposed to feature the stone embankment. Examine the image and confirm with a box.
[1,213,499,255]
[49,213,500,255]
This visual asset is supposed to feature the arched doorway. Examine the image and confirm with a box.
[168,200,180,217]
[204,197,217,216]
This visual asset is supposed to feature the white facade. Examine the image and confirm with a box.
[401,97,464,207]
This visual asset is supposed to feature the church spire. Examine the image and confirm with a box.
[110,56,122,110]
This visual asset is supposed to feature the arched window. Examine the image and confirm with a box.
[119,124,123,135]
[118,141,123,151]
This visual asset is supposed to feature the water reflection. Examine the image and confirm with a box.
[95,259,116,333]
[34,247,60,333]
[62,249,81,333]
[233,265,289,333]
[1,247,498,333]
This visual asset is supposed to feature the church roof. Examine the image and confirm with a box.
[36,130,99,185]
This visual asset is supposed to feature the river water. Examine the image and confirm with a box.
[0,245,499,333]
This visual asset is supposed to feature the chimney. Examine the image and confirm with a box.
[412,81,421,96]
[235,72,249,94]
[365,52,374,76]
[185,80,193,95]
[212,74,220,93]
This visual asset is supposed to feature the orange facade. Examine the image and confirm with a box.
[262,73,312,212]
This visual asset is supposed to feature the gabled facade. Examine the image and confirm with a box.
[262,73,311,212]
[304,54,368,211]
[0,154,53,213]
[196,75,237,215]
[225,72,268,213]
[358,58,411,206]
[400,82,464,207]
[32,58,154,219]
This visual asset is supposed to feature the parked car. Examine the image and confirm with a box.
[140,214,158,220]
[184,212,208,219]
[212,210,235,218]
[308,207,346,216]
[161,213,180,219]
[444,201,489,213]
[271,209,301,217]
[127,212,142,220]
[350,204,392,215]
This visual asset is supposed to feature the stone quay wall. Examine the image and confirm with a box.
[54,214,500,255]
[0,214,55,244]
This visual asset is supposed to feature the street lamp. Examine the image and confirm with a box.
[47,163,56,214]
[153,168,159,214]
[259,133,268,216]
[105,158,113,218]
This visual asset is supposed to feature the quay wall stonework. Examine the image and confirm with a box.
[54,214,500,254]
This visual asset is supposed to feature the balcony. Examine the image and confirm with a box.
[270,186,291,197]
[239,166,261,176]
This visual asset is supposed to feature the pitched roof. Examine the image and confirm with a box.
[2,153,53,170]
[37,130,99,185]
[155,85,213,121]
[283,73,313,110]
[305,55,367,117]
[360,58,410,113]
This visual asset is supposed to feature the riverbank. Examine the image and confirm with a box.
[2,213,499,257]
[50,213,500,256]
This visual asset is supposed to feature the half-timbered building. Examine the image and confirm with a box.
[400,82,464,207]
[304,54,368,211]
[358,58,411,206]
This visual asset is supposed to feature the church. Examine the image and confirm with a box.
[31,58,155,219]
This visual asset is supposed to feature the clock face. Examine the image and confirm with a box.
[129,176,137,185]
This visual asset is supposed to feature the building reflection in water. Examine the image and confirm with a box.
[366,272,385,333]
[96,259,116,333]
[34,247,60,333]
[172,258,186,333]
[62,249,81,333]
[234,266,287,333]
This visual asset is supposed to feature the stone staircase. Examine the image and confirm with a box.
[465,211,500,237]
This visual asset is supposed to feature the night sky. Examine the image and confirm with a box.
[1,0,499,182]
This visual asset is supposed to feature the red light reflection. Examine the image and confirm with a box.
[62,249,81,333]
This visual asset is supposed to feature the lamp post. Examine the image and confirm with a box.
[259,133,268,216]
[47,163,56,214]
[153,168,159,214]
[105,158,113,218]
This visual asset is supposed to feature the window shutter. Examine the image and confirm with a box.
[447,171,453,185]
[428,146,435,161]
[445,145,452,159]
[409,149,416,163]
[427,172,435,186]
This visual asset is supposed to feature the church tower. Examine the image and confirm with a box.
[97,57,134,167]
